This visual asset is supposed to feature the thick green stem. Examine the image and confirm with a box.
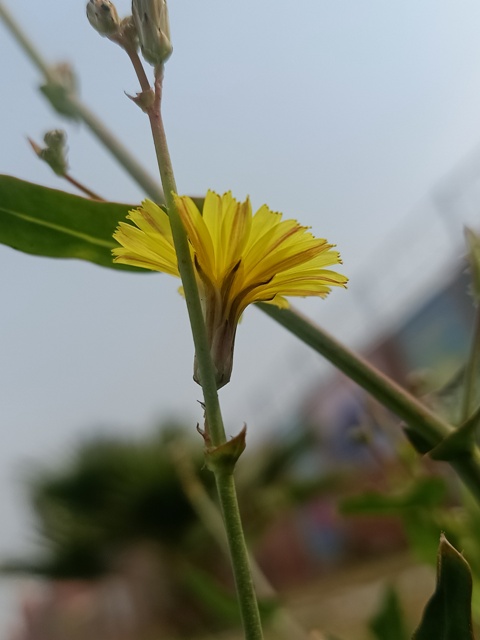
[146,65,263,639]
[258,303,480,503]
[0,2,164,203]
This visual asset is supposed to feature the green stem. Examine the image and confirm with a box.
[0,1,164,203]
[258,303,480,503]
[258,304,452,446]
[461,307,480,422]
[67,96,164,202]
[171,442,309,639]
[148,66,226,447]
[215,474,265,640]
[451,454,480,506]
[0,2,53,81]
[146,64,263,640]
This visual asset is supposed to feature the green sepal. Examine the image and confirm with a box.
[412,534,475,640]
[205,426,246,476]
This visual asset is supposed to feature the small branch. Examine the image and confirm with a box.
[64,95,165,203]
[63,173,103,200]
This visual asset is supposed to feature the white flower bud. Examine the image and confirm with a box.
[86,0,121,37]
[132,0,173,66]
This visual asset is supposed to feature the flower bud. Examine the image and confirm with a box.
[132,0,173,66]
[29,130,68,176]
[86,0,121,37]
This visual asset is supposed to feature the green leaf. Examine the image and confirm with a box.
[0,175,141,271]
[369,585,409,640]
[340,477,446,515]
[412,534,475,639]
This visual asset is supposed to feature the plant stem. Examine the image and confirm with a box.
[215,474,265,640]
[0,1,164,203]
[0,2,52,80]
[258,303,480,503]
[461,307,480,422]
[145,64,263,639]
[170,441,311,640]
[67,96,165,202]
[148,66,227,447]
[63,173,103,200]
[257,303,452,445]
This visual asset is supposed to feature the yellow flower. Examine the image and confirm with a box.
[113,191,347,387]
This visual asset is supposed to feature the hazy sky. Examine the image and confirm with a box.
[2,0,480,632]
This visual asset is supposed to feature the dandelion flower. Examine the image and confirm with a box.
[113,191,347,387]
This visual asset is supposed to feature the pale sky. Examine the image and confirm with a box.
[2,0,480,632]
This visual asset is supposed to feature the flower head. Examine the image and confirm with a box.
[113,191,347,387]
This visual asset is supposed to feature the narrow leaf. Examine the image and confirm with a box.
[0,175,140,270]
[369,585,408,640]
[412,534,475,640]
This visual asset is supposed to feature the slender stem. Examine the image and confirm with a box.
[147,66,227,447]
[67,95,165,203]
[124,47,151,93]
[64,173,103,200]
[461,307,480,422]
[258,304,452,446]
[0,2,53,81]
[171,442,310,640]
[0,2,164,203]
[215,474,264,640]
[144,64,263,639]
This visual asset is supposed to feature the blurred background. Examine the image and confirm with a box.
[2,1,480,637]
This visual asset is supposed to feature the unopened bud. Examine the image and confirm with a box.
[29,130,68,176]
[132,0,173,66]
[118,16,139,50]
[40,63,79,120]
[86,0,121,37]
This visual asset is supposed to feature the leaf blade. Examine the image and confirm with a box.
[412,534,475,640]
[0,175,141,271]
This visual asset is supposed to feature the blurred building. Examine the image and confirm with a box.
[255,258,475,587]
